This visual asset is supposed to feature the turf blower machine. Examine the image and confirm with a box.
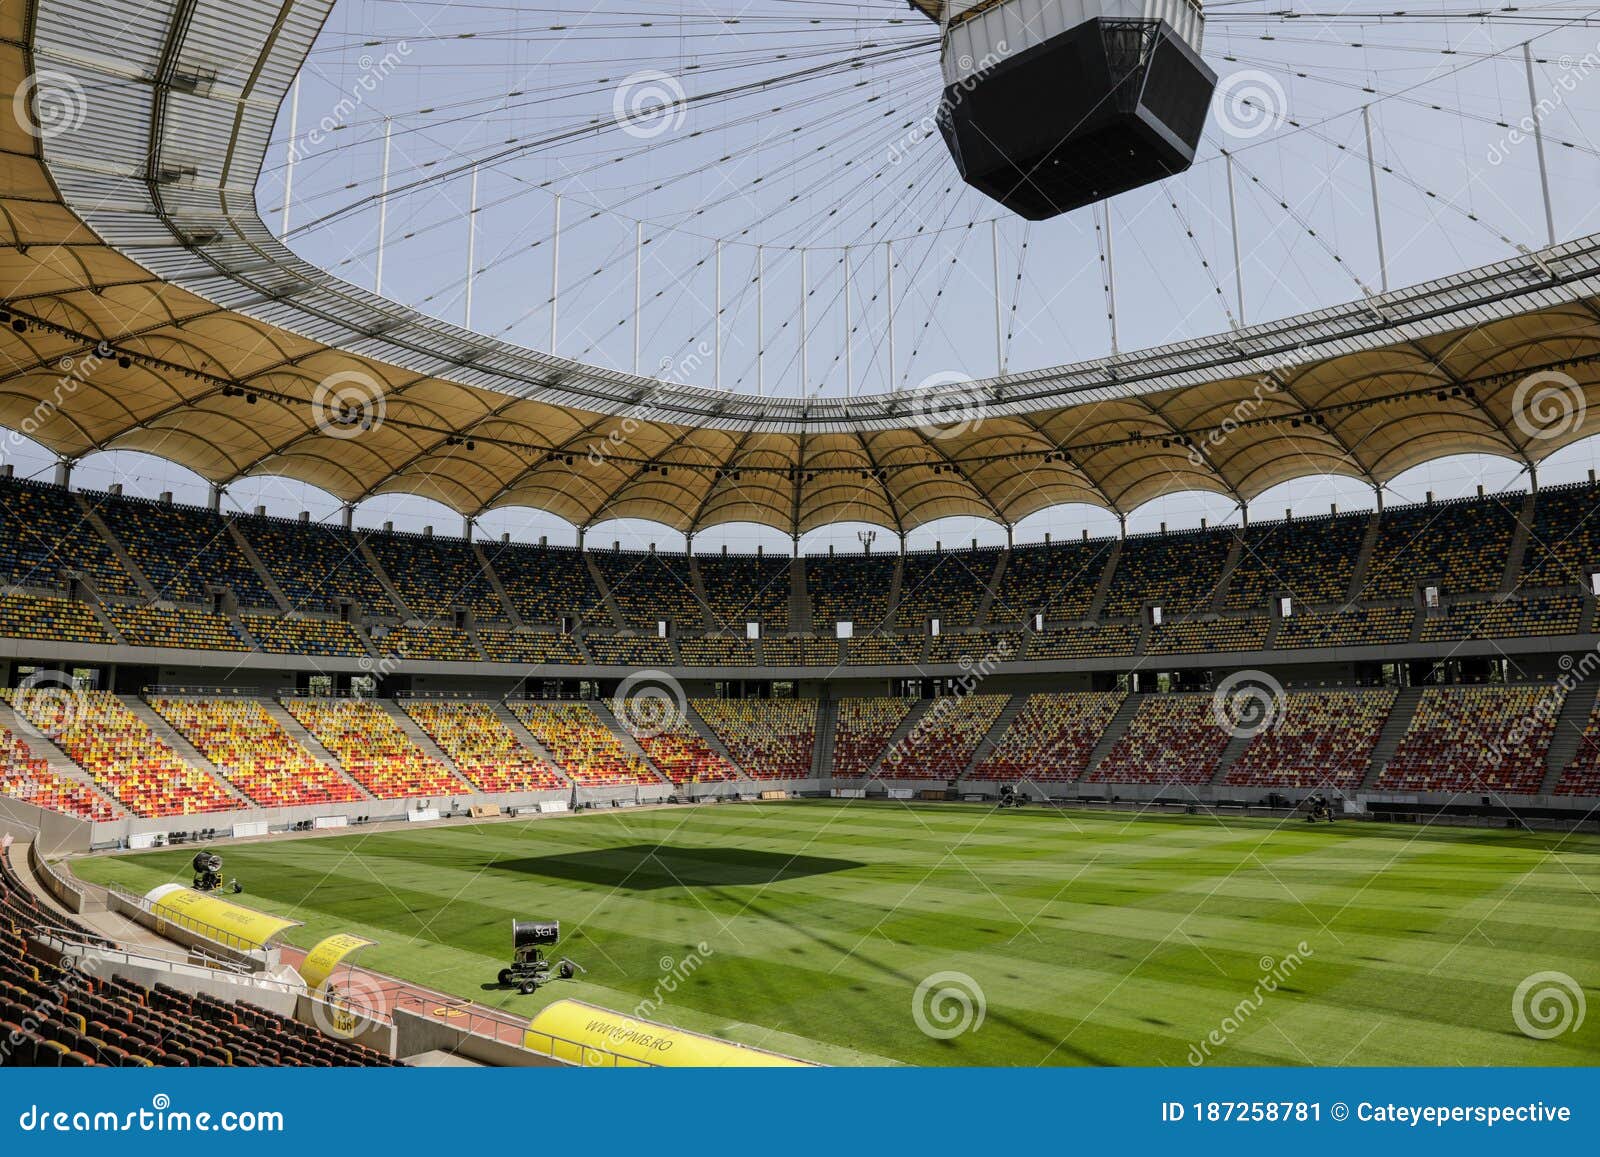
[191,851,242,894]
[497,920,586,995]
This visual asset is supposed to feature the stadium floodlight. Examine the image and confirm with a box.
[923,0,1216,220]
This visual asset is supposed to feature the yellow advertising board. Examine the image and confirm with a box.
[144,884,299,951]
[298,932,378,992]
[524,999,812,1067]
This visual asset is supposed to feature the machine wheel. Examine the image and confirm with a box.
[519,980,538,995]
[498,968,513,986]
[559,961,574,979]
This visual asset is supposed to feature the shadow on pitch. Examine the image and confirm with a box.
[486,844,862,891]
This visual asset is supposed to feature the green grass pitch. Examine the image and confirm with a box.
[73,801,1600,1066]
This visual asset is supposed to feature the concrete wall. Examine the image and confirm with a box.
[10,629,1599,688]
[392,1007,563,1067]
[51,942,301,1017]
[88,788,571,848]
[0,794,92,855]
[28,839,83,913]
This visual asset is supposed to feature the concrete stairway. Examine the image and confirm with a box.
[880,555,906,632]
[1360,687,1425,789]
[0,698,122,814]
[1210,730,1258,786]
[810,698,837,778]
[587,700,670,783]
[1345,512,1383,601]
[1540,676,1598,794]
[788,556,811,633]
[356,539,413,619]
[1407,603,1428,644]
[864,698,933,779]
[1209,533,1245,612]
[683,700,751,781]
[75,494,157,600]
[224,602,262,649]
[1500,491,1537,594]
[492,702,569,779]
[122,695,252,806]
[260,698,374,800]
[1083,691,1143,778]
[474,542,526,627]
[1085,541,1123,620]
[1262,612,1284,651]
[226,521,292,612]
[584,555,631,631]
[962,693,1025,776]
[82,590,128,644]
[686,557,716,632]
[382,700,471,783]
[972,551,1009,627]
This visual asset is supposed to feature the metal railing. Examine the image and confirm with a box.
[28,841,85,913]
[143,684,262,698]
[105,883,286,959]
[402,995,654,1068]
[41,927,253,976]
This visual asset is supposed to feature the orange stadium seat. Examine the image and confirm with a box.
[509,701,663,786]
[694,699,816,779]
[971,691,1124,782]
[1,690,234,817]
[831,697,916,778]
[401,701,565,792]
[1087,694,1228,786]
[1377,685,1558,795]
[281,698,469,799]
[148,697,363,808]
[880,693,1008,779]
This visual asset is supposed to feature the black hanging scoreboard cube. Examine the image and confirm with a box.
[934,2,1217,220]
